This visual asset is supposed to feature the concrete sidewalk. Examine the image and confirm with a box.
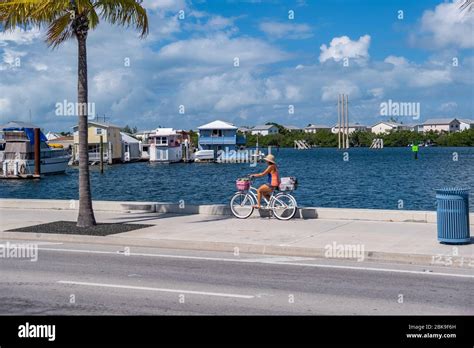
[0,207,472,269]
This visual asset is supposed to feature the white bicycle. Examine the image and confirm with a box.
[230,176,298,220]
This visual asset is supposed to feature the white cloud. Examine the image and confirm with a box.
[369,88,384,98]
[93,70,131,95]
[319,35,371,63]
[0,98,12,116]
[142,0,186,11]
[285,85,301,100]
[259,21,313,39]
[384,55,408,66]
[157,33,290,65]
[183,14,238,33]
[409,69,452,87]
[420,0,474,49]
[321,80,361,102]
[32,62,48,71]
[0,28,42,45]
[439,101,458,111]
[177,71,264,112]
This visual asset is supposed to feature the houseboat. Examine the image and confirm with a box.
[0,121,70,176]
[149,128,183,163]
[196,120,246,162]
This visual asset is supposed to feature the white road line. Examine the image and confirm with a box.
[57,280,254,299]
[38,247,474,279]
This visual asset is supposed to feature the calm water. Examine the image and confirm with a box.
[1,147,473,211]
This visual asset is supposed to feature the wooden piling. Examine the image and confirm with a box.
[99,135,104,173]
[34,128,41,177]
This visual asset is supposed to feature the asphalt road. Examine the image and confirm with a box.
[0,240,473,315]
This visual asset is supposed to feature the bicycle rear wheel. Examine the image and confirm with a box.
[271,193,297,220]
[230,192,255,219]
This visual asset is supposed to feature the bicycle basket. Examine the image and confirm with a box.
[236,178,250,191]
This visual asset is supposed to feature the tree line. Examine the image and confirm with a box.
[244,128,474,148]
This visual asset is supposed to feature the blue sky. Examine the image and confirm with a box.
[0,0,473,132]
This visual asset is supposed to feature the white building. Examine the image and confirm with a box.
[304,124,331,133]
[133,129,156,143]
[459,119,474,131]
[251,124,279,136]
[283,125,302,132]
[149,128,182,163]
[238,126,252,133]
[371,121,410,134]
[331,124,368,134]
[120,132,140,162]
[409,124,424,133]
[423,118,460,133]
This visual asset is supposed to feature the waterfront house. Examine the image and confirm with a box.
[238,126,252,133]
[371,121,410,134]
[422,118,460,133]
[149,128,183,163]
[197,120,245,155]
[283,125,303,132]
[133,129,155,143]
[251,124,279,136]
[120,132,140,162]
[408,124,424,133]
[133,129,156,161]
[72,121,122,163]
[459,119,474,131]
[331,123,368,134]
[304,124,331,133]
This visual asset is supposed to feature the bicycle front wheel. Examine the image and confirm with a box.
[230,192,255,219]
[271,193,297,220]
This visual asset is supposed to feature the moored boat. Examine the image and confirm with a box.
[0,121,70,176]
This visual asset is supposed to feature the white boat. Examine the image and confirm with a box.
[0,121,70,176]
[193,149,215,162]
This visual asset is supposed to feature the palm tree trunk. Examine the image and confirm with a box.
[76,33,96,227]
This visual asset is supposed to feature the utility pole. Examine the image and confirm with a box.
[337,94,350,149]
[338,94,341,149]
[345,94,349,149]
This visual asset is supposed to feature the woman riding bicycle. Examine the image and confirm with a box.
[249,154,280,209]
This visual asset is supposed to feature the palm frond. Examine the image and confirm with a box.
[95,0,148,38]
[46,11,74,47]
[459,0,473,12]
[0,0,70,31]
[1,0,148,48]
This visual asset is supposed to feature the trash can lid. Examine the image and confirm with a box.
[436,187,470,195]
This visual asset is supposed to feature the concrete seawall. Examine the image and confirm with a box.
[1,198,473,224]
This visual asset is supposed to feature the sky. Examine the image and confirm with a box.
[0,0,473,132]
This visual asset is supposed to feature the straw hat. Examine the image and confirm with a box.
[263,154,276,164]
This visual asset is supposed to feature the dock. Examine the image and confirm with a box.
[0,174,41,180]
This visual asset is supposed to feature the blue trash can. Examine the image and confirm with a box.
[436,188,471,244]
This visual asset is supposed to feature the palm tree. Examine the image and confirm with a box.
[0,0,148,227]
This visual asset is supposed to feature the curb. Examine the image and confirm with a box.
[1,231,472,269]
[1,198,473,224]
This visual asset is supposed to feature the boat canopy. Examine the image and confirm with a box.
[0,121,48,145]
